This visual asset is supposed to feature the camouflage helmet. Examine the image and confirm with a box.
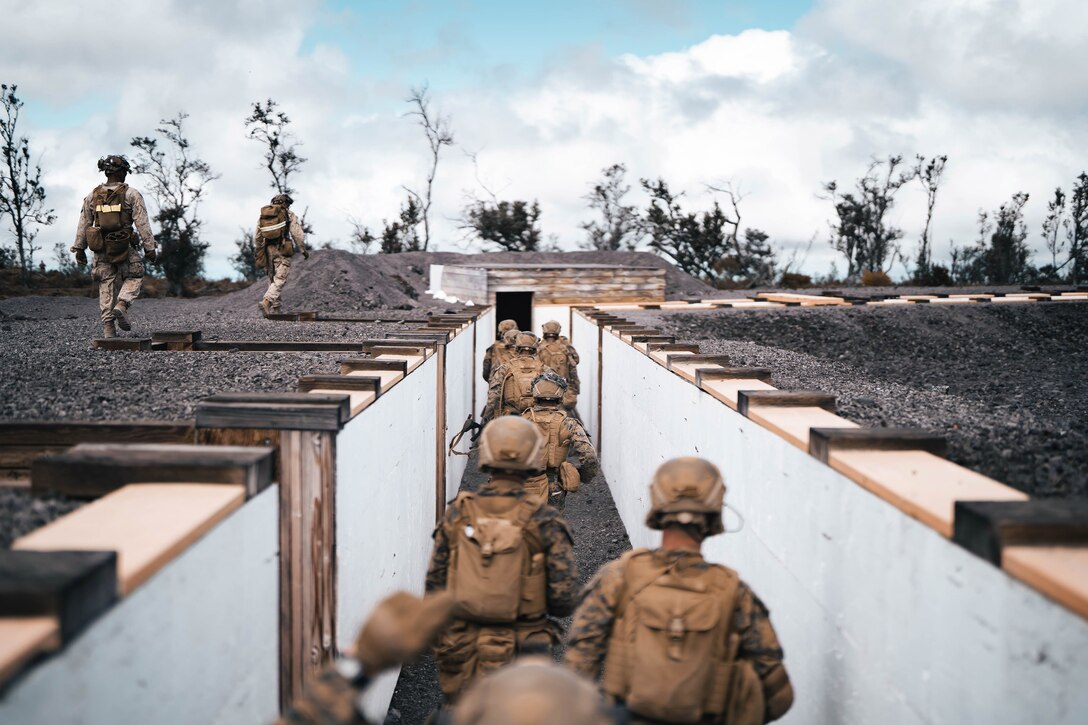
[645,457,725,536]
[477,416,546,474]
[497,319,518,338]
[271,193,294,206]
[514,332,538,353]
[502,329,520,346]
[541,320,562,337]
[97,155,131,175]
[451,657,613,725]
[531,371,567,401]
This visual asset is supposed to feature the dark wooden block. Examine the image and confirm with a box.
[92,338,152,351]
[666,354,732,370]
[196,393,350,432]
[151,330,202,343]
[0,550,117,641]
[337,358,409,375]
[265,313,300,321]
[359,339,437,353]
[695,367,773,386]
[953,500,1088,565]
[629,335,676,344]
[0,421,194,447]
[647,343,700,353]
[193,340,365,352]
[388,331,451,344]
[32,443,276,499]
[808,428,947,463]
[737,390,837,417]
[297,375,381,395]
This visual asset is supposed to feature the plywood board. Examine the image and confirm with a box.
[1003,546,1088,620]
[346,368,404,390]
[700,379,776,409]
[0,617,60,684]
[828,450,1027,537]
[14,484,245,596]
[307,388,377,417]
[747,407,858,450]
[375,352,426,372]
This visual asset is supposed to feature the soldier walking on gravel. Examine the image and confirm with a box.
[426,416,580,705]
[522,371,598,509]
[481,332,557,423]
[537,320,581,410]
[565,457,794,725]
[481,319,518,382]
[255,193,309,316]
[70,155,158,339]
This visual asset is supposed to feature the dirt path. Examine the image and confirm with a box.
[386,451,631,724]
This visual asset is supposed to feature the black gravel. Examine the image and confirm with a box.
[0,488,82,548]
[387,451,631,724]
[628,302,1088,498]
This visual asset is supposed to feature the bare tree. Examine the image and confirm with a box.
[229,227,264,281]
[912,154,948,279]
[245,98,307,195]
[0,83,56,283]
[1040,187,1067,279]
[580,163,643,251]
[1066,173,1088,284]
[131,112,219,296]
[403,85,453,251]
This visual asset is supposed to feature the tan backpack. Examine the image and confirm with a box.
[258,204,288,241]
[602,550,764,724]
[447,493,548,624]
[501,359,544,414]
[87,184,135,262]
[523,408,571,470]
[537,338,570,379]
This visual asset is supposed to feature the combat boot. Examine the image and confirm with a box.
[112,303,131,331]
[259,298,273,317]
[102,321,116,339]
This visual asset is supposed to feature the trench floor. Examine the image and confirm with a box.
[386,451,632,724]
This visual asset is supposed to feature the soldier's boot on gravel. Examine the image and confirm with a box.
[102,321,116,339]
[112,302,131,331]
[259,298,273,317]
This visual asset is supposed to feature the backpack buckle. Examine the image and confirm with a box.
[667,616,685,661]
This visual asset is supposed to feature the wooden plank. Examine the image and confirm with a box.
[0,617,61,686]
[193,340,365,352]
[1002,546,1088,621]
[305,388,377,417]
[666,354,732,371]
[14,484,245,596]
[0,420,194,447]
[828,450,1027,537]
[809,428,948,464]
[646,342,700,353]
[748,407,857,449]
[338,358,409,375]
[31,443,274,500]
[92,338,152,351]
[195,393,350,432]
[738,390,837,417]
[700,378,776,409]
[695,367,773,385]
[374,352,426,373]
[151,330,202,343]
[345,369,404,390]
[298,374,381,396]
[952,500,1088,565]
[629,334,675,344]
[389,331,451,344]
[0,550,117,641]
[360,339,437,355]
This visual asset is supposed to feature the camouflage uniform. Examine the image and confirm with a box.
[537,335,581,408]
[426,475,579,701]
[71,183,156,325]
[482,340,516,383]
[481,356,557,422]
[258,209,306,311]
[522,404,598,508]
[565,548,793,723]
[278,666,367,725]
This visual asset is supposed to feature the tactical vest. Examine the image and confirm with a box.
[537,338,570,380]
[490,345,516,377]
[523,408,571,470]
[602,550,763,725]
[501,358,545,413]
[446,493,548,624]
[88,184,135,263]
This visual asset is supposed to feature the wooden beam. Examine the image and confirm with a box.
[192,341,365,352]
[151,331,202,351]
[0,550,117,641]
[31,443,275,500]
[808,428,947,463]
[297,375,382,396]
[738,390,837,417]
[92,338,152,351]
[629,334,675,344]
[646,343,700,353]
[666,354,732,370]
[694,367,773,386]
[195,393,350,431]
[953,500,1088,565]
[337,358,409,375]
[389,330,452,344]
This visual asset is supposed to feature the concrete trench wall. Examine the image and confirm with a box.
[0,486,280,725]
[590,313,1088,724]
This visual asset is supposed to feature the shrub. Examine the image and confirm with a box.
[861,270,892,287]
[779,272,812,289]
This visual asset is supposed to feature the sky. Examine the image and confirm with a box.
[2,0,1086,280]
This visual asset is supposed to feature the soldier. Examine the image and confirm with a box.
[480,333,556,422]
[565,457,794,725]
[522,371,598,509]
[70,155,158,338]
[481,319,518,382]
[255,193,309,316]
[426,416,579,704]
[537,320,581,410]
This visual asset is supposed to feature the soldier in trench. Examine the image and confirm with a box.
[480,332,559,422]
[481,319,519,382]
[536,320,581,411]
[255,193,309,316]
[522,371,598,509]
[565,457,794,725]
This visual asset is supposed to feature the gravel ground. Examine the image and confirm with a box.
[0,488,81,548]
[628,302,1088,498]
[387,451,631,724]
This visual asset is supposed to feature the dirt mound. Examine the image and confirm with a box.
[206,249,714,313]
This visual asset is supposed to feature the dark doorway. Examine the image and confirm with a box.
[495,291,534,334]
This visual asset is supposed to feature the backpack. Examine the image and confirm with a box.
[501,358,544,414]
[87,184,135,262]
[537,339,570,379]
[258,204,289,243]
[447,493,547,624]
[602,550,763,724]
[523,408,571,470]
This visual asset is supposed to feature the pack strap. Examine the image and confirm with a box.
[259,221,287,233]
[615,550,676,620]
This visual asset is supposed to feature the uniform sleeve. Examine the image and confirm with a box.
[733,583,794,722]
[482,345,494,382]
[71,194,94,251]
[539,512,579,617]
[425,508,458,593]
[565,340,581,365]
[128,188,156,251]
[289,211,306,250]
[566,351,581,393]
[480,365,506,422]
[564,418,598,480]
[563,559,625,679]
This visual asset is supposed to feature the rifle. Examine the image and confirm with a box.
[448,415,483,457]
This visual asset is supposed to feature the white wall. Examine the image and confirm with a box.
[596,326,1088,725]
[336,354,439,719]
[571,311,600,443]
[444,322,475,501]
[474,308,496,417]
[0,486,280,725]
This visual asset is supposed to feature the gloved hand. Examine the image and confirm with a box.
[302,249,310,260]
[145,247,158,263]
[74,249,88,267]
[355,591,455,675]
